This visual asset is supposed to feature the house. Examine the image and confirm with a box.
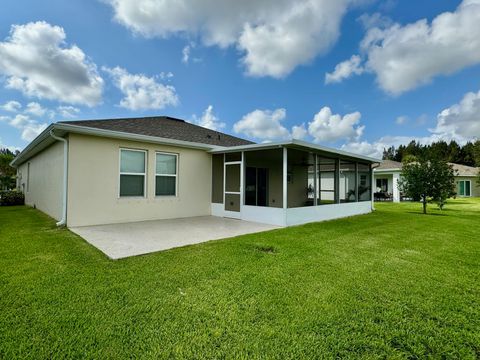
[373,160,480,202]
[11,116,379,228]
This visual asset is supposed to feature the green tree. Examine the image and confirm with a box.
[399,157,455,214]
[0,148,17,190]
[474,140,480,186]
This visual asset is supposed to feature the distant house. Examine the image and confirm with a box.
[11,116,379,228]
[373,160,480,202]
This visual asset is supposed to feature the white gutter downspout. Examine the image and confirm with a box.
[49,130,68,226]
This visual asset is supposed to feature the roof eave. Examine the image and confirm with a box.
[11,123,225,167]
[209,139,381,163]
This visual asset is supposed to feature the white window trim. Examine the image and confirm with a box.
[119,148,147,198]
[458,180,471,197]
[155,151,178,197]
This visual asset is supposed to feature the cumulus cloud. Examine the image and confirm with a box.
[57,105,80,118]
[307,107,364,143]
[104,0,353,78]
[0,21,103,106]
[104,66,179,111]
[431,89,480,141]
[1,100,21,112]
[234,108,290,140]
[24,102,47,117]
[182,45,191,64]
[360,0,480,94]
[292,123,308,140]
[2,114,48,142]
[325,55,364,84]
[342,88,480,159]
[192,105,225,131]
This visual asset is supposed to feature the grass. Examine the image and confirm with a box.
[1,199,479,359]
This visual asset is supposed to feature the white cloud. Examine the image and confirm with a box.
[292,123,307,140]
[357,12,393,30]
[360,0,480,94]
[1,100,21,112]
[325,55,364,84]
[431,89,480,141]
[25,102,47,117]
[395,115,408,125]
[182,45,191,64]
[0,21,103,106]
[104,66,179,111]
[57,105,80,118]
[4,114,48,142]
[307,107,364,143]
[341,135,441,159]
[104,0,354,78]
[342,88,480,159]
[234,108,290,140]
[192,105,225,131]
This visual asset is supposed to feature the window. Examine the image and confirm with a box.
[376,178,388,192]
[458,180,471,197]
[156,152,177,196]
[119,149,146,197]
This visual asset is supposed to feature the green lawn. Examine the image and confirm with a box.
[1,200,479,359]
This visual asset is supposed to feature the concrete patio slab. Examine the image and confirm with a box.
[70,216,280,259]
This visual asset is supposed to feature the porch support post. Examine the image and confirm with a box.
[355,162,359,202]
[283,147,288,209]
[392,172,400,203]
[335,158,340,204]
[313,154,318,206]
[240,151,245,207]
[371,165,375,211]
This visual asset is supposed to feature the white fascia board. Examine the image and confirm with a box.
[210,139,381,163]
[374,168,402,173]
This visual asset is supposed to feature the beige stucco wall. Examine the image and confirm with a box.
[17,141,64,221]
[67,133,212,227]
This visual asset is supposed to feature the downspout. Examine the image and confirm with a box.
[49,130,68,226]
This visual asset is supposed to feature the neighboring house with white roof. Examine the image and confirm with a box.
[11,116,379,228]
[373,160,480,202]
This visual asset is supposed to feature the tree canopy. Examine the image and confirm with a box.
[399,157,456,214]
[383,140,478,167]
[0,148,18,190]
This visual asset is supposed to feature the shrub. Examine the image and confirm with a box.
[0,190,25,206]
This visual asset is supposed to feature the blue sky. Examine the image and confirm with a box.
[0,0,479,158]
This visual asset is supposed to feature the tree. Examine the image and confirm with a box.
[399,157,455,214]
[0,148,17,190]
[474,140,480,186]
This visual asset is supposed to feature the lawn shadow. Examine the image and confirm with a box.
[406,211,448,216]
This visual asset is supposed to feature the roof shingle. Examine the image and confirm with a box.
[60,116,253,147]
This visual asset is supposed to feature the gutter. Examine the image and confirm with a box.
[49,130,68,227]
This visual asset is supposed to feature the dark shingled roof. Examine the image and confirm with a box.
[60,116,254,147]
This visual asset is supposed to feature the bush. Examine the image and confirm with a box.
[0,190,25,206]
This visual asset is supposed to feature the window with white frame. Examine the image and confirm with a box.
[156,152,177,196]
[458,180,471,197]
[119,149,146,197]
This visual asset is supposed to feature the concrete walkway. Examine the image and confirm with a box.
[70,216,279,259]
